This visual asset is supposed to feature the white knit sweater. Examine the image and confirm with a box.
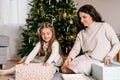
[25,40,63,66]
[69,22,120,61]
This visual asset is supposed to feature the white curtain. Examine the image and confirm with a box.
[0,0,27,25]
[0,0,28,60]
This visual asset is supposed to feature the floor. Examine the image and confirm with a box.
[0,60,17,80]
[0,60,96,80]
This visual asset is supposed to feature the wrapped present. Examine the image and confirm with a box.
[15,63,56,80]
[92,62,120,80]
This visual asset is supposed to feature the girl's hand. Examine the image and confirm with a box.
[23,62,29,65]
[104,56,112,65]
[64,57,72,66]
[43,62,50,66]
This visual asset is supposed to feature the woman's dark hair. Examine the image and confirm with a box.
[77,4,104,32]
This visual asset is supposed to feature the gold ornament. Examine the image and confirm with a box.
[37,9,39,13]
[63,13,67,18]
[69,20,73,24]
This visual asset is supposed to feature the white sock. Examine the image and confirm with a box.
[0,67,15,75]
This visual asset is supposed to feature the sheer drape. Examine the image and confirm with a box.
[0,0,9,25]
[0,0,27,25]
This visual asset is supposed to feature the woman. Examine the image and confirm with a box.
[61,4,120,75]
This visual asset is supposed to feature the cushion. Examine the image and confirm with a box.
[0,35,9,47]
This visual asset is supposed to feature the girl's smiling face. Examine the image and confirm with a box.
[41,28,52,42]
[79,12,94,27]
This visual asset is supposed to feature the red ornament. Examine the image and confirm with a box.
[26,19,30,24]
[39,0,43,3]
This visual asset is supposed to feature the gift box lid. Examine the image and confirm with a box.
[92,62,120,80]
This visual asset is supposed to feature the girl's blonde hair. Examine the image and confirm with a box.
[37,22,62,61]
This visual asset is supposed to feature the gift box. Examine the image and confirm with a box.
[15,63,56,80]
[92,62,120,80]
[62,74,86,80]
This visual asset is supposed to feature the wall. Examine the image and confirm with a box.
[1,0,120,60]
[74,0,120,34]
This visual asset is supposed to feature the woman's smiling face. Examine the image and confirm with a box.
[79,12,94,27]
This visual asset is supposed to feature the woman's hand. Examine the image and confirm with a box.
[104,56,112,65]
[64,57,72,66]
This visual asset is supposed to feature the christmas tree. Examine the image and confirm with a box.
[18,0,78,57]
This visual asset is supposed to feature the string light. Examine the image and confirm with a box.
[66,0,68,3]
[49,0,51,5]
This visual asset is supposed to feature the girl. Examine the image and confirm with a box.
[0,22,63,78]
[61,4,120,76]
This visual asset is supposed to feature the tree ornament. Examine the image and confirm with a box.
[29,37,30,43]
[26,19,30,24]
[56,0,59,3]
[52,18,56,25]
[66,0,68,3]
[33,42,36,46]
[70,35,74,40]
[39,0,43,3]
[69,19,73,24]
[37,9,40,13]
[63,13,67,18]
[58,28,60,31]
[49,0,51,5]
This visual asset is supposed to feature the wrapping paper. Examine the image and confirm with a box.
[15,63,56,80]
